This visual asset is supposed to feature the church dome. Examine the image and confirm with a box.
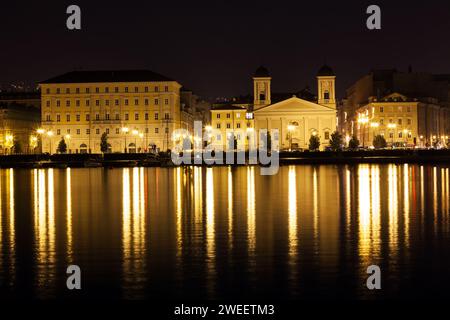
[254,66,270,77]
[317,64,335,76]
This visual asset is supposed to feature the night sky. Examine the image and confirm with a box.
[1,0,449,99]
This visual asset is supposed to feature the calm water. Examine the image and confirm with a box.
[0,164,450,300]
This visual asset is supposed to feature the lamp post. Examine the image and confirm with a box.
[387,123,397,148]
[287,124,295,151]
[370,122,379,145]
[122,127,129,153]
[47,131,54,154]
[65,134,71,153]
[357,116,369,148]
[139,133,144,152]
[132,129,139,153]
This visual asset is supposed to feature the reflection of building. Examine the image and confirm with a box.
[0,92,41,154]
[211,65,337,150]
[39,70,193,153]
[340,69,450,147]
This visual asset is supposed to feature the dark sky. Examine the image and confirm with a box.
[1,0,449,99]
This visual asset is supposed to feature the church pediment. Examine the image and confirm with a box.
[254,96,335,114]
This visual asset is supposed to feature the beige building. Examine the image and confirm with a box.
[211,65,337,150]
[39,70,193,153]
[340,69,450,147]
[0,92,41,154]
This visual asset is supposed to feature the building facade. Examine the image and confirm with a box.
[39,70,191,153]
[211,65,338,151]
[0,92,41,154]
[340,69,450,147]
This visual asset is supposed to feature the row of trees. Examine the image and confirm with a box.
[57,132,109,154]
[311,131,387,151]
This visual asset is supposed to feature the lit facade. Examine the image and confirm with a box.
[39,70,191,153]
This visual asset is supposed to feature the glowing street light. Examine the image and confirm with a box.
[47,131,54,154]
[121,127,129,153]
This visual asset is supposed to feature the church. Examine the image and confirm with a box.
[211,65,338,151]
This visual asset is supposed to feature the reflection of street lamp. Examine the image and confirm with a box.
[358,116,369,147]
[47,131,54,154]
[287,124,295,151]
[122,127,129,152]
[387,123,397,148]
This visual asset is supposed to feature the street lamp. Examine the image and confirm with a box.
[387,123,397,148]
[139,132,144,152]
[47,131,54,154]
[132,130,139,153]
[122,127,129,153]
[287,124,295,151]
[357,116,369,147]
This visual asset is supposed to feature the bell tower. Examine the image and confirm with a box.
[253,66,271,109]
[317,64,336,109]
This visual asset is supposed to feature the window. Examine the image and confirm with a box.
[145,99,149,106]
[96,87,99,93]
[135,99,139,106]
[125,99,129,106]
[77,129,81,135]
[115,113,119,120]
[217,123,221,129]
[76,100,80,107]
[106,113,110,120]
[86,88,90,93]
[407,119,411,125]
[56,114,61,122]
[380,106,384,113]
[237,123,241,128]
[259,93,266,101]
[86,100,90,106]
[46,101,50,107]
[164,99,169,105]
[66,100,70,107]
[407,106,411,112]
[106,128,110,134]
[86,129,89,135]
[46,114,51,121]
[135,113,139,120]
[164,86,168,92]
[66,114,71,122]
[96,128,100,135]
[398,106,402,112]
[399,132,403,138]
[56,100,61,107]
[57,129,61,135]
[95,114,100,121]
[96,100,100,106]
[227,113,231,118]
[105,87,109,93]
[145,87,149,93]
[115,87,119,93]
[154,113,159,120]
[67,129,70,134]
[164,113,170,120]
[125,113,129,121]
[105,100,109,106]
[86,114,90,121]
[56,88,61,94]
[155,86,159,92]
[76,88,80,94]
[325,131,330,140]
[125,87,128,93]
[323,91,330,100]
[155,99,159,105]
[145,113,149,120]
[398,119,402,125]
[226,123,231,129]
[380,119,384,125]
[46,88,50,94]
[115,99,119,106]
[389,132,394,138]
[76,114,80,122]
[115,128,120,134]
[155,128,159,133]
[217,114,220,119]
[236,113,241,118]
[134,87,138,93]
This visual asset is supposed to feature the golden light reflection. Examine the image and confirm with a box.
[388,165,399,251]
[66,168,73,262]
[288,166,298,256]
[122,167,147,293]
[313,167,319,242]
[206,168,215,257]
[403,164,410,246]
[345,169,352,234]
[175,167,182,254]
[371,166,381,247]
[247,166,256,253]
[7,169,16,283]
[358,165,371,257]
[194,167,203,224]
[227,167,233,249]
[433,167,438,229]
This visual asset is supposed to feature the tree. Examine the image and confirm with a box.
[57,138,67,154]
[329,131,343,151]
[100,132,109,153]
[348,136,360,150]
[13,139,22,154]
[309,134,320,151]
[373,134,387,149]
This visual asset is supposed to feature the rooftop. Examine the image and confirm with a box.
[40,70,174,84]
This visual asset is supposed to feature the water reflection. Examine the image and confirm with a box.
[0,164,449,299]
